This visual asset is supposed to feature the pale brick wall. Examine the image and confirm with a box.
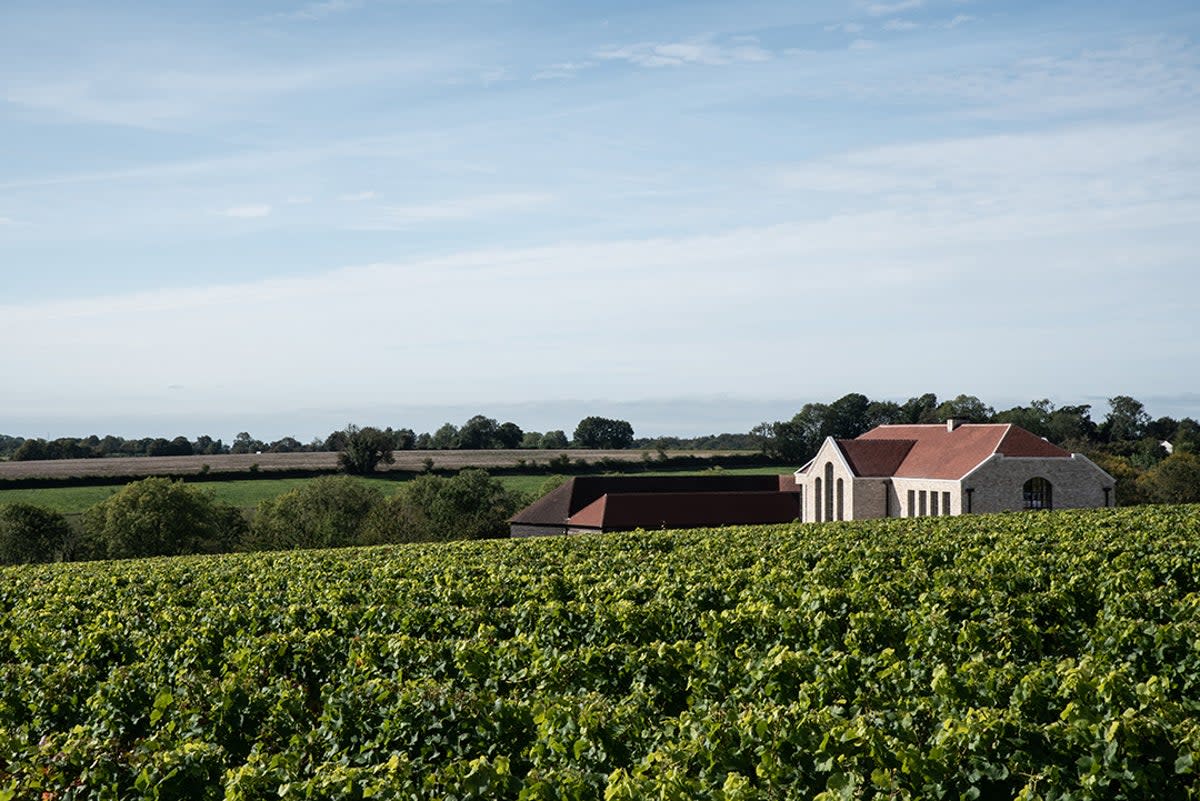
[890,479,962,517]
[795,439,860,522]
[963,454,1114,513]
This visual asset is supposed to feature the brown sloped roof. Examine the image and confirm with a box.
[849,423,1071,480]
[568,491,800,531]
[509,479,577,526]
[996,425,1073,458]
[510,474,791,526]
[837,439,916,476]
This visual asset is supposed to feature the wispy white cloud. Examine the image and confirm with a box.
[944,14,973,28]
[372,192,552,226]
[1,51,450,130]
[286,195,314,205]
[222,204,272,218]
[0,217,16,226]
[825,22,864,34]
[850,39,877,51]
[532,61,594,81]
[596,36,771,68]
[865,0,923,16]
[884,19,919,31]
[339,190,379,201]
[270,0,361,22]
[774,118,1200,236]
[917,36,1200,119]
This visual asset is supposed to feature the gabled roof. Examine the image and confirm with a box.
[567,491,800,531]
[837,439,916,477]
[510,474,792,527]
[837,423,1072,481]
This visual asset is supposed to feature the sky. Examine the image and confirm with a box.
[1,0,1198,441]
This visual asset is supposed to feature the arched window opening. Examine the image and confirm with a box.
[824,463,835,522]
[814,478,822,523]
[836,478,844,521]
[1024,477,1052,510]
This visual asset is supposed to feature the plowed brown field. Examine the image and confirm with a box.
[0,450,748,480]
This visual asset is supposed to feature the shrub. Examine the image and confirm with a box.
[1138,452,1200,504]
[82,478,246,560]
[0,503,75,564]
[362,469,523,544]
[248,476,384,551]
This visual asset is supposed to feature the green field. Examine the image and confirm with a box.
[2,505,1199,798]
[0,467,783,514]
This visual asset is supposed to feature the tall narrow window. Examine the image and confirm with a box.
[1023,477,1052,510]
[836,478,844,521]
[798,487,805,522]
[907,490,915,517]
[918,491,927,516]
[824,463,834,522]
[942,491,951,515]
[814,478,822,522]
[930,492,939,516]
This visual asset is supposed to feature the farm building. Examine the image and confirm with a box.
[794,420,1115,522]
[509,474,802,536]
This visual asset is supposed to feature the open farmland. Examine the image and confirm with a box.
[0,467,783,515]
[0,449,749,481]
[3,506,1200,799]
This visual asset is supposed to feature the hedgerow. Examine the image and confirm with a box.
[1,505,1199,799]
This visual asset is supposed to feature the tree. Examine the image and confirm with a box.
[1047,404,1097,445]
[269,436,304,453]
[391,428,416,450]
[1137,452,1200,504]
[825,393,872,439]
[900,393,939,424]
[573,417,634,449]
[540,430,569,449]
[935,394,994,423]
[0,504,75,564]
[249,476,384,551]
[457,415,499,450]
[865,400,904,429]
[362,469,522,544]
[82,478,245,559]
[231,432,266,454]
[12,439,49,461]
[430,423,459,450]
[495,422,524,449]
[1103,396,1151,442]
[337,425,395,475]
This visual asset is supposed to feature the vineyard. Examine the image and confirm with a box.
[2,506,1200,799]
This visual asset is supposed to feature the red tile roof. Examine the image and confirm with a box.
[567,491,801,531]
[837,439,916,477]
[848,423,1071,480]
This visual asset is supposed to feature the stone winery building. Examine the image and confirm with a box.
[794,420,1115,522]
[508,421,1116,536]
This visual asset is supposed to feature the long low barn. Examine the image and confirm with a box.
[510,474,802,536]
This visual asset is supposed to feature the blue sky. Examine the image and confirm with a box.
[2,0,1198,440]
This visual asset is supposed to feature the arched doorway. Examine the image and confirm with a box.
[1023,477,1052,510]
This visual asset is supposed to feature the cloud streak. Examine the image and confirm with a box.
[222,205,272,218]
[596,36,771,68]
[371,192,553,226]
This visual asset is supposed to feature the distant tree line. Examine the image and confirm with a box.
[0,414,647,463]
[0,471,526,565]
